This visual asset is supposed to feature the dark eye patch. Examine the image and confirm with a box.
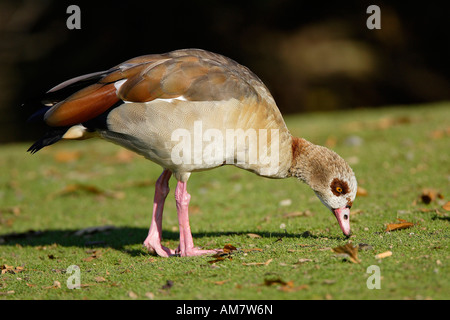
[330,178,349,196]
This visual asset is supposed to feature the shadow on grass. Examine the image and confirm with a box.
[0,226,343,256]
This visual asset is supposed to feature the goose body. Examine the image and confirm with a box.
[28,49,357,257]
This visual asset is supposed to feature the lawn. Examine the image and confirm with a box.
[0,102,449,300]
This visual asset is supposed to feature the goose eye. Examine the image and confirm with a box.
[330,178,349,196]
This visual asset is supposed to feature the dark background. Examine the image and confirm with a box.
[1,0,449,143]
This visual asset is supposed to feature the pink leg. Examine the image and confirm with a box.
[174,181,218,257]
[143,170,175,257]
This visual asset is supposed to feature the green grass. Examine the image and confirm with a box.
[1,102,449,300]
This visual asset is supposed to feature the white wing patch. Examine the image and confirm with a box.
[155,96,188,103]
[114,79,187,104]
[114,79,127,92]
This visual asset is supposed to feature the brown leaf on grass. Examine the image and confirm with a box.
[242,258,273,266]
[429,127,450,140]
[351,209,364,216]
[49,183,125,200]
[0,206,21,215]
[1,264,24,274]
[208,244,237,264]
[54,150,81,163]
[82,248,110,262]
[356,187,368,197]
[385,219,414,232]
[42,281,61,289]
[264,278,288,286]
[420,189,444,204]
[117,180,154,189]
[212,279,230,285]
[263,278,308,292]
[442,201,450,211]
[375,251,392,259]
[223,243,237,253]
[208,256,226,264]
[280,283,309,292]
[332,243,360,263]
[0,206,21,227]
[246,233,262,238]
[375,116,412,130]
[295,258,313,264]
[283,210,312,218]
[95,276,107,283]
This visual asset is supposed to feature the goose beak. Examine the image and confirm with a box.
[333,206,351,237]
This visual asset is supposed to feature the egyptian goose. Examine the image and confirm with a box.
[27,49,357,257]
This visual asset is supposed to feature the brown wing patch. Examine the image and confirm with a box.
[162,62,209,95]
[42,49,272,129]
[115,51,259,103]
[330,178,350,196]
[44,83,119,127]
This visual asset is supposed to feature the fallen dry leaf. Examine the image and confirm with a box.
[54,150,81,163]
[1,264,13,274]
[212,279,230,285]
[82,248,110,262]
[283,210,312,218]
[208,256,226,264]
[0,206,21,215]
[1,264,24,275]
[295,258,313,264]
[351,209,364,216]
[264,278,288,286]
[95,276,107,283]
[332,243,360,263]
[242,258,273,266]
[145,292,155,299]
[208,244,237,264]
[375,251,392,259]
[429,127,450,139]
[280,283,309,292]
[385,219,414,232]
[223,243,237,253]
[246,233,262,238]
[356,186,368,197]
[375,116,412,130]
[263,278,308,292]
[42,281,61,289]
[420,188,443,204]
[49,183,125,200]
[442,201,450,211]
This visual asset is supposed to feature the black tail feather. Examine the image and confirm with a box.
[23,69,116,124]
[25,68,120,154]
[27,127,70,154]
